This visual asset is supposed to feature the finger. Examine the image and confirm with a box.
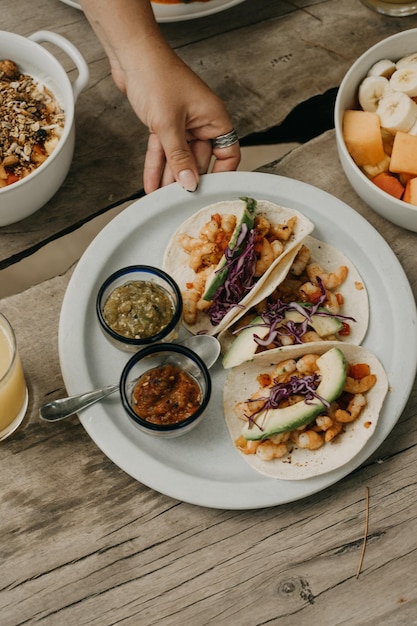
[143,133,165,194]
[211,142,241,173]
[189,139,213,174]
[160,130,199,192]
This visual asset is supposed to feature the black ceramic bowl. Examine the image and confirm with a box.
[96,265,183,352]
[120,343,212,438]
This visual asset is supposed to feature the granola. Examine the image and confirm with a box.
[0,59,65,188]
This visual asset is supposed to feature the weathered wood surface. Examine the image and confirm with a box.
[1,0,417,269]
[1,130,416,625]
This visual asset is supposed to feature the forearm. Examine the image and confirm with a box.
[79,0,179,92]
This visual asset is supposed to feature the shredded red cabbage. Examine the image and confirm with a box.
[238,277,356,346]
[246,372,328,431]
[207,227,258,325]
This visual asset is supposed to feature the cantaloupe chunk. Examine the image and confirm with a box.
[371,172,404,199]
[403,176,417,206]
[343,110,385,166]
[389,131,417,176]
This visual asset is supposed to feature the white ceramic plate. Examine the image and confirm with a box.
[58,0,246,22]
[59,172,417,509]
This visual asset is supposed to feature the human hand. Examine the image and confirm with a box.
[124,53,241,193]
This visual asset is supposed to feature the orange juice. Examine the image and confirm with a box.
[0,314,28,439]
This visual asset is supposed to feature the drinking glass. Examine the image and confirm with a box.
[0,313,28,440]
[361,0,417,15]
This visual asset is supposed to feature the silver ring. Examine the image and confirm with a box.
[211,128,239,149]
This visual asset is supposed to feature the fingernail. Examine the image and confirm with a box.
[178,169,198,192]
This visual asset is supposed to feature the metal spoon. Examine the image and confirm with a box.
[39,335,221,422]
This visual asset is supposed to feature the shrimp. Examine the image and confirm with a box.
[254,215,271,237]
[200,216,220,242]
[291,245,311,276]
[182,290,200,324]
[296,430,324,450]
[269,216,297,241]
[270,239,284,259]
[301,331,323,344]
[271,359,297,379]
[324,421,344,442]
[256,440,289,461]
[189,242,221,272]
[343,374,376,394]
[307,262,349,290]
[254,238,275,277]
[220,213,237,237]
[192,266,212,295]
[177,233,203,253]
[235,435,260,455]
[335,393,367,423]
[295,353,319,374]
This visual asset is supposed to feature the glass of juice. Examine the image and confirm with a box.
[361,0,417,15]
[0,312,28,440]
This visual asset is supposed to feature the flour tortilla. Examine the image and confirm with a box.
[162,198,314,336]
[223,342,388,480]
[219,235,370,361]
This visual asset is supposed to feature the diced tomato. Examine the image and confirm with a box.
[6,173,20,185]
[338,322,351,336]
[186,282,194,289]
[257,373,272,387]
[349,363,370,380]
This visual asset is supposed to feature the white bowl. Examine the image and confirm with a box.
[335,28,417,232]
[0,30,89,226]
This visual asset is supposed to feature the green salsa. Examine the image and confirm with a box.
[103,280,174,339]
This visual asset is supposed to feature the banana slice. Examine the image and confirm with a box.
[408,119,417,136]
[376,92,417,133]
[390,67,417,97]
[358,75,393,112]
[396,53,417,70]
[368,58,397,79]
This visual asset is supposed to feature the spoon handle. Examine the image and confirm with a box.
[39,383,119,421]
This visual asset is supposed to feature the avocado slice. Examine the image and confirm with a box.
[285,309,343,337]
[203,197,257,302]
[222,307,344,369]
[241,347,347,441]
[222,316,267,369]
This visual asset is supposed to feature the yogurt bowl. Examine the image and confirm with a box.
[0,30,89,226]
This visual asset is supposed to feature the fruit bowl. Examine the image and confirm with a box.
[335,28,417,232]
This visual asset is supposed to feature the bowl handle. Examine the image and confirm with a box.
[28,30,89,102]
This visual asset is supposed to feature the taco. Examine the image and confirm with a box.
[223,342,388,480]
[221,236,369,368]
[162,197,314,336]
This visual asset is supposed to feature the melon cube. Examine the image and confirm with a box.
[343,110,385,166]
[403,176,417,206]
[389,132,417,176]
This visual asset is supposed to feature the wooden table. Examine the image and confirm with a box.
[1,1,417,624]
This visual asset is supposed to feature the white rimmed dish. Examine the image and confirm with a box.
[0,30,89,226]
[58,0,246,22]
[335,28,417,232]
[59,171,417,509]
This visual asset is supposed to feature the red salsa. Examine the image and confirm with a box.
[132,363,201,425]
